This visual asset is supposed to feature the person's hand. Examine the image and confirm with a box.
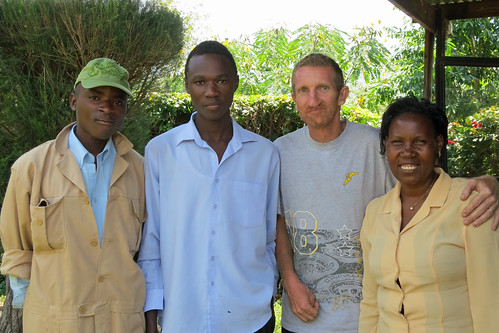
[461,175,498,230]
[283,275,320,322]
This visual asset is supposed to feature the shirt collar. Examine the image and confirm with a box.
[68,124,115,167]
[382,167,450,215]
[175,112,256,148]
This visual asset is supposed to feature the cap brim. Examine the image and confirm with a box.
[78,79,134,97]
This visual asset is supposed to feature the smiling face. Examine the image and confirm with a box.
[292,66,349,140]
[385,112,443,187]
[69,84,127,153]
[185,53,239,124]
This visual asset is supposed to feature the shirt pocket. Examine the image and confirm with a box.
[30,196,66,253]
[231,181,266,227]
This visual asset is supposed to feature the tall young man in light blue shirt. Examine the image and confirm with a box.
[138,41,280,333]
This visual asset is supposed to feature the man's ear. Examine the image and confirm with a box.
[338,86,349,107]
[69,93,77,111]
[234,75,239,93]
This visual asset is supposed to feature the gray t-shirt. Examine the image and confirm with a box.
[274,122,395,332]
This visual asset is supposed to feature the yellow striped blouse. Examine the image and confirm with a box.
[359,168,499,332]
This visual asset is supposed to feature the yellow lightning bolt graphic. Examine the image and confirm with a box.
[344,172,359,185]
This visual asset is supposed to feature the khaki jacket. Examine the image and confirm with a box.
[0,124,146,332]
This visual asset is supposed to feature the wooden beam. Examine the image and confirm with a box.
[388,0,438,33]
[434,8,447,171]
[444,1,499,20]
[440,56,499,67]
[423,30,434,100]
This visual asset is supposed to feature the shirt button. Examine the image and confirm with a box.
[35,220,43,226]
[211,231,216,235]
[98,276,105,282]
[215,179,219,183]
[79,305,87,314]
[211,256,215,261]
[213,204,217,209]
[90,240,98,247]
[210,281,215,286]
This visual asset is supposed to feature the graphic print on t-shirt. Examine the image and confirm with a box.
[285,210,363,312]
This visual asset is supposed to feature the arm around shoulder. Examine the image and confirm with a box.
[461,175,498,229]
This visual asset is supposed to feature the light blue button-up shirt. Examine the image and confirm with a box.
[138,113,280,332]
[9,125,116,308]
[68,124,116,244]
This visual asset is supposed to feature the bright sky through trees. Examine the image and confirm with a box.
[171,0,408,41]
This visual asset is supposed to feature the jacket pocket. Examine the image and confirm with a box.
[231,181,266,227]
[30,196,66,253]
[131,199,146,251]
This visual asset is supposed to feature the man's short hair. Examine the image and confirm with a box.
[291,53,344,93]
[184,40,238,80]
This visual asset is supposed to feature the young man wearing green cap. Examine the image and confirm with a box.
[0,58,146,332]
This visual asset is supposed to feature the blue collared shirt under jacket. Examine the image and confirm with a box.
[138,113,280,332]
[69,124,116,244]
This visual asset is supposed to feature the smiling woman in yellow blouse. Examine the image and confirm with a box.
[359,96,499,332]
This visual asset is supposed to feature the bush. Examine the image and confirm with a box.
[146,92,385,142]
[0,0,184,201]
[147,93,304,141]
[448,107,499,178]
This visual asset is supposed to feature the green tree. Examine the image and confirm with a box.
[377,17,498,121]
[0,1,184,330]
[444,18,499,121]
[226,24,348,95]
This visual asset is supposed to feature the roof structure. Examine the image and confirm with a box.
[389,0,499,33]
[387,0,499,169]
[387,0,499,101]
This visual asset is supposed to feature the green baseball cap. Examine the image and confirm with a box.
[74,58,133,97]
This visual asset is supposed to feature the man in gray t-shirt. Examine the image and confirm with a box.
[275,53,499,333]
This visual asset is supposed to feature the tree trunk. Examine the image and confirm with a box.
[0,276,23,333]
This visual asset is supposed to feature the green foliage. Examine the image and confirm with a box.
[273,299,282,333]
[368,20,426,107]
[146,93,384,142]
[0,277,4,299]
[444,18,499,121]
[0,0,184,201]
[448,107,499,177]
[225,24,348,95]
[147,93,304,141]
[145,92,194,137]
[381,18,499,122]
[344,25,391,85]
